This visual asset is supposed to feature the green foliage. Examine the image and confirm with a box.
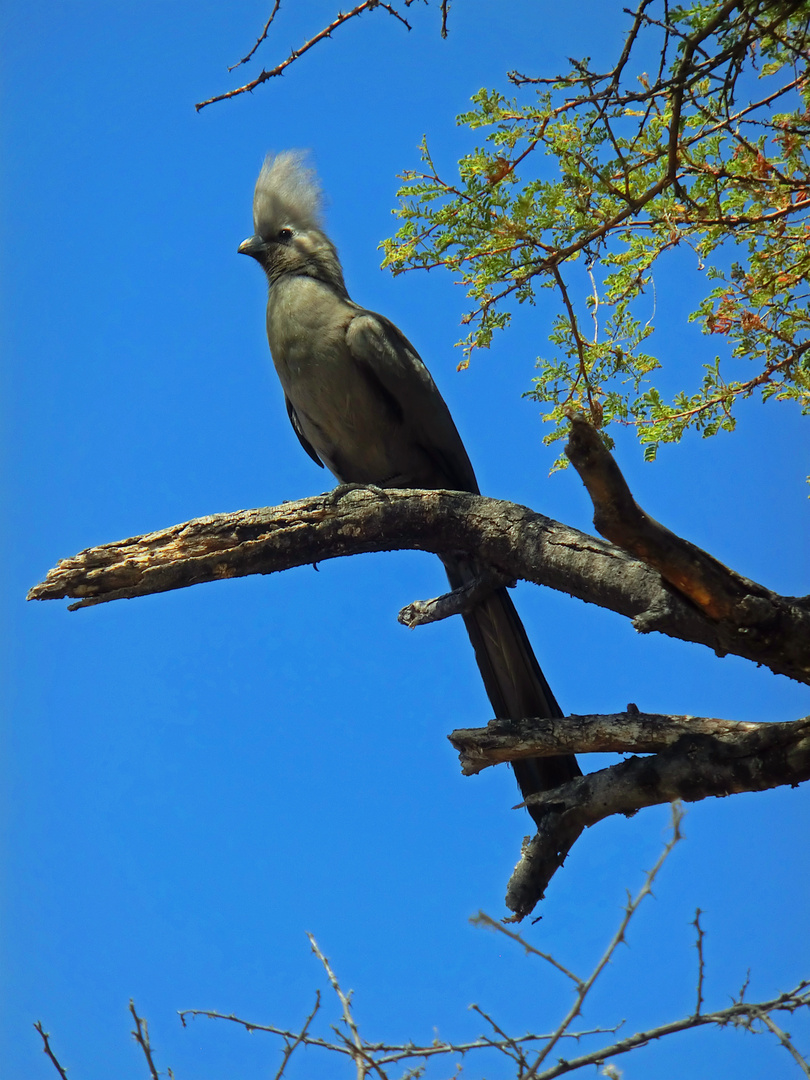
[381,0,810,456]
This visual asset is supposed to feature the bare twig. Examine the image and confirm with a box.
[273,991,322,1080]
[129,1000,160,1080]
[469,1002,532,1069]
[228,0,283,70]
[471,911,583,987]
[195,2,412,111]
[526,804,684,1075]
[33,1022,69,1080]
[178,1003,595,1062]
[752,1008,810,1078]
[693,908,706,1018]
[180,1007,360,1056]
[530,982,810,1079]
[307,934,379,1080]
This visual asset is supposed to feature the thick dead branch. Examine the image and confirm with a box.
[27,488,810,685]
[505,717,810,918]
[450,710,795,774]
[505,813,586,920]
[519,717,810,819]
[565,411,777,618]
[564,412,810,678]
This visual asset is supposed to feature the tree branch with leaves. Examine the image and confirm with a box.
[381,0,810,461]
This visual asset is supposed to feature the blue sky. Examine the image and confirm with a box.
[1,2,808,1078]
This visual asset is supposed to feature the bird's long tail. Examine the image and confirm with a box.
[443,556,581,825]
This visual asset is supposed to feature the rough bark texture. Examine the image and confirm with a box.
[565,412,810,654]
[505,716,810,919]
[28,465,809,919]
[27,487,810,685]
[450,711,778,774]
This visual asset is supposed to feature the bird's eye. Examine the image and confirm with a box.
[277,227,293,242]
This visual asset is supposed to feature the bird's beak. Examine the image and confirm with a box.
[238,235,266,259]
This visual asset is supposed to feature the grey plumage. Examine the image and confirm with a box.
[239,152,580,824]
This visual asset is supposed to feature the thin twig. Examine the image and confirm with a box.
[308,933,381,1080]
[33,1022,69,1080]
[753,1008,810,1078]
[693,908,706,1018]
[551,264,598,414]
[529,982,810,1079]
[469,1003,530,1069]
[525,803,685,1078]
[471,912,583,988]
[178,1004,601,1060]
[196,2,411,111]
[129,1000,160,1080]
[228,0,283,70]
[273,991,321,1080]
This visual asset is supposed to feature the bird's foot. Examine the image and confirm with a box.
[322,482,391,507]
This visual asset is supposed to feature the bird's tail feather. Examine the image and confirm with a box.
[443,556,581,824]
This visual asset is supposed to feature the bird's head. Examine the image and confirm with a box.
[238,151,346,293]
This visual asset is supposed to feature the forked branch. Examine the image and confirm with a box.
[504,714,810,918]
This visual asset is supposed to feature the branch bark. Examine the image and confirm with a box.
[565,410,786,619]
[449,710,795,774]
[28,466,809,919]
[505,715,810,919]
[27,487,810,685]
[195,1,413,111]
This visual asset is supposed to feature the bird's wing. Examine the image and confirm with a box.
[285,393,325,468]
[346,310,479,494]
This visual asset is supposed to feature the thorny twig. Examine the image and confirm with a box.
[273,991,322,1080]
[306,933,382,1080]
[693,907,706,1018]
[174,806,810,1078]
[753,1009,810,1079]
[471,911,583,987]
[525,803,685,1077]
[196,2,412,111]
[228,0,282,70]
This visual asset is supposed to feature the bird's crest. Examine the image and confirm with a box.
[253,151,324,237]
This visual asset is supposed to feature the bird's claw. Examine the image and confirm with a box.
[322,482,391,507]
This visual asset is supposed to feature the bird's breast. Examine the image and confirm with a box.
[264,277,408,483]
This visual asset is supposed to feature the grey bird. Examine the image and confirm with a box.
[238,152,581,825]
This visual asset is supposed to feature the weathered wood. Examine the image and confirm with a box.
[565,410,801,621]
[27,487,810,685]
[505,716,810,919]
[450,711,771,774]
